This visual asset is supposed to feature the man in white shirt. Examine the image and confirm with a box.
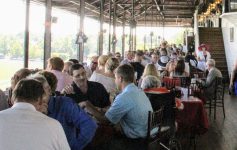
[0,79,70,150]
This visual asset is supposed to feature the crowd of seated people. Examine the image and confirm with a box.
[1,40,234,150]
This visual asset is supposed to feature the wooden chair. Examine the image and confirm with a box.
[205,77,226,120]
[145,91,181,150]
[162,77,180,90]
[145,91,176,128]
[178,77,191,88]
[146,108,163,149]
[213,77,226,120]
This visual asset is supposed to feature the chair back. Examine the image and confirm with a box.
[146,107,163,144]
[178,77,191,88]
[162,77,180,89]
[214,77,225,100]
[145,91,176,128]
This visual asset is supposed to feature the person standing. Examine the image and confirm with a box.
[197,44,211,71]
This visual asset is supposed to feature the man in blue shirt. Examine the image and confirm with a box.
[36,71,97,150]
[80,64,153,150]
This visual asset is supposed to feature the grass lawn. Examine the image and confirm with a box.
[0,59,43,90]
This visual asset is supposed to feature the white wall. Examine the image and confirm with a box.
[221,13,237,75]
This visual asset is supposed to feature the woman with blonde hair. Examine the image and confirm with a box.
[90,57,120,102]
[142,63,160,78]
[96,55,110,74]
[138,63,161,88]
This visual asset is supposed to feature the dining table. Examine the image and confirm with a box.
[176,96,209,135]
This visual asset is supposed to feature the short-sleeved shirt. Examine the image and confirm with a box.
[105,83,153,139]
[67,81,110,108]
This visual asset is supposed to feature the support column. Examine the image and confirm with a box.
[150,6,153,49]
[98,0,104,56]
[44,0,52,69]
[143,0,147,51]
[129,27,133,51]
[134,27,136,51]
[108,0,112,53]
[79,0,85,62]
[122,10,125,59]
[112,0,117,54]
[24,0,30,68]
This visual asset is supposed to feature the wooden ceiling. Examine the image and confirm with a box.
[32,0,199,27]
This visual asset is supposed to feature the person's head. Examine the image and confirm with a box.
[206,59,215,71]
[175,59,185,75]
[27,74,51,99]
[126,51,133,60]
[161,41,167,48]
[47,57,64,71]
[11,68,32,89]
[98,55,109,69]
[27,74,51,114]
[68,59,79,64]
[12,79,45,105]
[115,64,134,90]
[38,71,58,93]
[134,50,144,62]
[115,52,121,61]
[170,52,178,62]
[141,75,161,89]
[142,64,159,78]
[198,44,207,52]
[70,64,87,83]
[151,53,159,63]
[105,57,120,73]
[90,55,99,72]
[63,61,73,75]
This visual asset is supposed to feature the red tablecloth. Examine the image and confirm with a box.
[176,96,209,135]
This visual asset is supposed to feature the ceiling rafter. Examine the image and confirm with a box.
[32,0,198,27]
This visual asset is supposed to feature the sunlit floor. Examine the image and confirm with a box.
[195,93,237,150]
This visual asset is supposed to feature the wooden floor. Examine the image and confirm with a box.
[195,93,237,150]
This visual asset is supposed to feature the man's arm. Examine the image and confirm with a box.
[79,101,110,125]
[65,98,98,149]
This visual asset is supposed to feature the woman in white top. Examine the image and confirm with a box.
[197,44,211,71]
[90,57,119,102]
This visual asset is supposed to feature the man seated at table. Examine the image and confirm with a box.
[199,59,222,101]
[62,63,110,109]
[0,79,70,150]
[80,64,153,150]
[35,71,97,150]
